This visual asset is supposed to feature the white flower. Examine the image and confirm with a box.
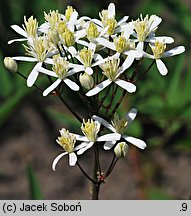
[8,16,39,44]
[68,42,105,75]
[92,108,147,150]
[52,128,85,169]
[86,57,136,97]
[92,3,128,36]
[12,36,55,87]
[96,25,142,65]
[131,14,174,51]
[144,40,185,75]
[73,118,121,155]
[38,55,80,96]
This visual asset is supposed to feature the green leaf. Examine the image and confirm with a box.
[26,164,44,200]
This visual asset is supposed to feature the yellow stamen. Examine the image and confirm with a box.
[150,40,166,59]
[79,47,93,67]
[52,56,69,79]
[101,58,120,81]
[81,119,100,142]
[87,22,100,40]
[23,16,38,38]
[57,128,76,153]
[111,113,128,134]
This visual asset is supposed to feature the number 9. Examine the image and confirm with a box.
[182,203,187,211]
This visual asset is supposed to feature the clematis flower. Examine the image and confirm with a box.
[92,3,128,36]
[144,40,185,75]
[52,128,86,169]
[12,36,55,87]
[96,25,142,65]
[92,108,147,150]
[131,14,174,51]
[68,42,105,75]
[8,16,39,44]
[86,57,136,97]
[73,118,121,155]
[38,55,80,96]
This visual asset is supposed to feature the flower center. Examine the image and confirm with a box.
[52,55,69,79]
[111,113,128,134]
[107,18,117,35]
[150,40,166,59]
[81,119,100,142]
[44,10,61,29]
[57,128,76,153]
[79,47,93,67]
[99,10,109,27]
[101,58,120,81]
[133,14,151,42]
[61,28,75,47]
[23,16,38,38]
[87,22,100,40]
[24,36,50,62]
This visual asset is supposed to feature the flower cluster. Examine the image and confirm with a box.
[5,3,185,171]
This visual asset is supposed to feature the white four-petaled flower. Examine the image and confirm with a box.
[93,108,147,150]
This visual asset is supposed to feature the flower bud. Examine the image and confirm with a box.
[114,142,129,158]
[4,57,18,73]
[79,73,94,90]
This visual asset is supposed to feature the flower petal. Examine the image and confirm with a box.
[27,62,42,87]
[12,56,37,62]
[162,46,185,58]
[97,133,121,142]
[136,41,144,51]
[92,115,116,132]
[38,67,57,77]
[64,78,80,91]
[115,79,136,93]
[156,59,168,76]
[150,16,162,32]
[96,37,115,50]
[86,79,112,96]
[85,67,93,75]
[74,142,88,151]
[43,79,61,96]
[117,16,129,26]
[52,152,68,171]
[67,11,78,32]
[126,108,137,126]
[108,3,115,18]
[92,19,103,28]
[73,134,89,142]
[104,141,117,150]
[8,38,27,44]
[69,152,77,166]
[118,54,135,74]
[148,36,174,44]
[123,135,147,149]
[77,142,94,155]
[10,25,27,37]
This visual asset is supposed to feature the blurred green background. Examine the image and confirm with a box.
[0,0,191,199]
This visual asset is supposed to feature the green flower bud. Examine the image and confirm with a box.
[79,73,94,90]
[4,57,18,73]
[114,142,129,158]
